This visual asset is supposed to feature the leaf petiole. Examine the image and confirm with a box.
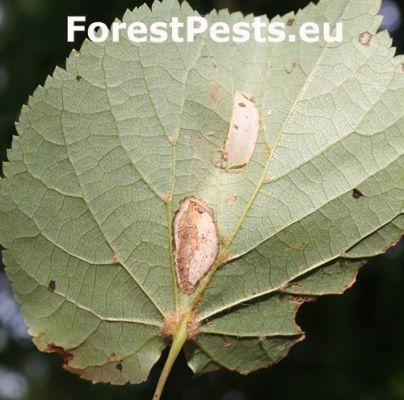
[152,313,190,400]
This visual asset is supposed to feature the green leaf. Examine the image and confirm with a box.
[0,0,403,395]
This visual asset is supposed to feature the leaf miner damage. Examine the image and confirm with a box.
[219,91,259,171]
[173,197,219,294]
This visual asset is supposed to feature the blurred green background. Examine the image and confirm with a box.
[0,0,403,399]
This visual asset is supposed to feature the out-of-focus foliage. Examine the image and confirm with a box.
[0,1,403,399]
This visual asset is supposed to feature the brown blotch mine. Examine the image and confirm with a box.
[173,197,219,294]
[352,188,364,199]
[116,363,123,371]
[358,32,372,46]
[286,18,295,26]
[75,75,82,81]
[48,280,56,292]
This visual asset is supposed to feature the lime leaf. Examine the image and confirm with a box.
[0,0,403,392]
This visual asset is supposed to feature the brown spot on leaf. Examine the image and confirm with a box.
[358,32,372,46]
[227,195,237,205]
[48,280,56,292]
[112,254,121,264]
[259,336,267,342]
[108,353,117,361]
[75,75,82,81]
[238,102,246,107]
[116,363,123,371]
[223,340,232,347]
[44,344,73,366]
[284,61,299,74]
[287,18,295,26]
[173,197,218,294]
[352,188,364,199]
[284,241,308,252]
[209,83,222,105]
[163,193,172,203]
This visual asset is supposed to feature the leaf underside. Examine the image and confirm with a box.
[0,0,403,385]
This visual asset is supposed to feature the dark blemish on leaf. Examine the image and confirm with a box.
[234,124,239,130]
[48,280,56,292]
[352,188,364,199]
[358,32,372,46]
[238,102,246,107]
[223,340,232,347]
[116,363,123,371]
[75,75,82,81]
[44,344,73,365]
[287,18,295,26]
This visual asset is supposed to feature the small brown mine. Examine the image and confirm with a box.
[48,280,56,292]
[287,18,295,26]
[358,32,372,46]
[220,91,259,171]
[116,363,123,371]
[75,75,82,81]
[173,197,219,294]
